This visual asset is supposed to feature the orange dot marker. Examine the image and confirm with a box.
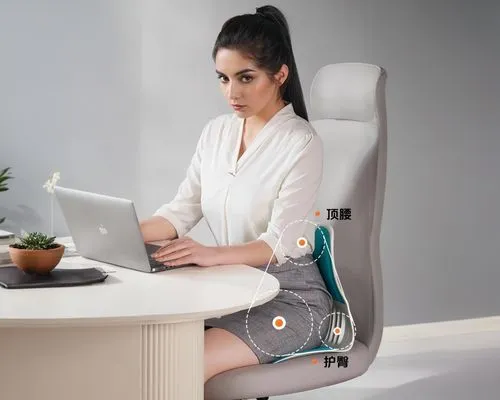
[333,327,342,335]
[311,358,318,364]
[272,316,286,330]
[297,237,308,248]
[315,210,321,216]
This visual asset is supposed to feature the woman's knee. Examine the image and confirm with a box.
[204,328,259,383]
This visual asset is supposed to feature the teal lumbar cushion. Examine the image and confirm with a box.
[313,225,345,304]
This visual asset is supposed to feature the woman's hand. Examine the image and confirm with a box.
[151,236,221,267]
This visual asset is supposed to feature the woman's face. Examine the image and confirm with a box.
[215,48,287,117]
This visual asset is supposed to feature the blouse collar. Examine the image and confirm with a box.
[231,102,296,173]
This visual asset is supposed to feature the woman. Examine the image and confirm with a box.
[139,5,334,382]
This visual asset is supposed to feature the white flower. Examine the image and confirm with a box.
[43,171,61,194]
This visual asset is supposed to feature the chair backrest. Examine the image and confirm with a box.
[309,62,387,366]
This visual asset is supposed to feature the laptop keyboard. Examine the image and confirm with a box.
[144,243,194,270]
[145,243,166,268]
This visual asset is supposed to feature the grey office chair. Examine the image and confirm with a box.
[204,62,388,400]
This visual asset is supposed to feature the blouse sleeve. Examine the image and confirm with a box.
[257,132,324,265]
[152,119,212,238]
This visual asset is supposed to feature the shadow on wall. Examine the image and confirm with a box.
[0,205,44,236]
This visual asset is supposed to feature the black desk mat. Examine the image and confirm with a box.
[0,266,108,289]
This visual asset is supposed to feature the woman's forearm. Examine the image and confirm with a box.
[216,240,278,267]
[139,216,178,242]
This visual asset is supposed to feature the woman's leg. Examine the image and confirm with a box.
[204,327,259,383]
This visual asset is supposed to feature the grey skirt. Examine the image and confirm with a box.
[204,253,334,364]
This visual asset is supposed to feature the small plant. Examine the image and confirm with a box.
[10,232,59,250]
[43,171,61,236]
[0,167,14,224]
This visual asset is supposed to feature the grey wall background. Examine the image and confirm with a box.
[1,0,498,327]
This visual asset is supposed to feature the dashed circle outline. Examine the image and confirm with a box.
[317,311,357,351]
[274,219,328,267]
[244,289,315,358]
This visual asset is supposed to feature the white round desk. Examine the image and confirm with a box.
[0,254,280,400]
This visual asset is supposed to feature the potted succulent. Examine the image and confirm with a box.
[9,232,65,275]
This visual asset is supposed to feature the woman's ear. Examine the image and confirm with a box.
[275,64,289,85]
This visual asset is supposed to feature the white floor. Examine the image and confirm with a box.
[272,316,500,400]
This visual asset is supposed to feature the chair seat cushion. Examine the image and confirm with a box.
[204,340,369,400]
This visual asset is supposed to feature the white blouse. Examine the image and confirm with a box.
[153,103,324,266]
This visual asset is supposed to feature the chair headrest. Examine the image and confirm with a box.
[310,62,386,122]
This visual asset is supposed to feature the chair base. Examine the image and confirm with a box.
[237,398,268,400]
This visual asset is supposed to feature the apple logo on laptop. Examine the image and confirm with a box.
[98,224,108,235]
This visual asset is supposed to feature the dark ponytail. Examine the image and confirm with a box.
[212,5,309,121]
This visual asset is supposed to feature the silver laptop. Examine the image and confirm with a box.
[54,185,192,273]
